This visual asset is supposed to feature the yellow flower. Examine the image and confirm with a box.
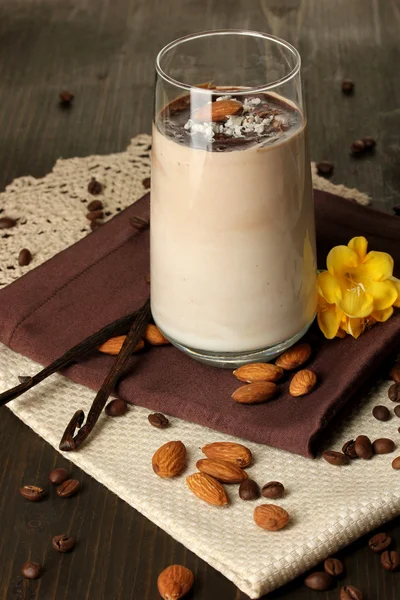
[317,236,399,339]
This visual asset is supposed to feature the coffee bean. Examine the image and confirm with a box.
[381,550,400,571]
[322,450,350,466]
[0,217,17,229]
[130,216,149,230]
[342,440,358,459]
[340,584,363,600]
[394,405,400,417]
[59,90,74,105]
[372,405,390,421]
[369,532,392,552]
[87,199,103,212]
[388,383,400,402]
[49,468,69,485]
[18,375,31,384]
[304,571,334,591]
[362,136,376,150]
[142,177,151,189]
[392,456,400,470]
[351,140,365,155]
[18,248,32,266]
[21,561,42,579]
[20,485,45,502]
[105,399,128,417]
[57,479,80,498]
[372,438,395,454]
[52,533,76,553]
[390,363,400,383]
[393,204,400,216]
[148,413,169,429]
[261,481,284,499]
[90,220,103,231]
[354,435,373,459]
[88,178,103,195]
[239,479,260,501]
[86,210,104,221]
[316,161,334,176]
[341,79,354,94]
[324,557,344,577]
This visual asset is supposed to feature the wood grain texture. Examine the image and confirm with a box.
[0,0,399,599]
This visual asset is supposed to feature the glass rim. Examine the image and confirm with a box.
[155,29,301,94]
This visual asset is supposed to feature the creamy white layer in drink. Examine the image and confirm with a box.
[151,91,317,353]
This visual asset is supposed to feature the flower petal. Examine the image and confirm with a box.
[371,307,394,322]
[389,276,400,308]
[348,236,368,261]
[357,251,394,281]
[317,295,343,339]
[363,279,398,311]
[317,271,341,304]
[343,317,366,339]
[337,287,374,318]
[327,246,359,277]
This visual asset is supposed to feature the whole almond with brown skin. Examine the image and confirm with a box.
[254,504,289,531]
[144,324,170,346]
[98,335,144,355]
[152,441,186,478]
[275,343,312,370]
[193,99,243,122]
[232,381,278,404]
[202,442,252,468]
[157,564,194,600]
[196,459,248,483]
[186,472,228,506]
[233,363,284,383]
[289,369,318,396]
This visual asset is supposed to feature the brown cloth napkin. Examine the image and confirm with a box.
[0,191,399,457]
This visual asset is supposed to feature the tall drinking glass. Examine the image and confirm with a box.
[151,30,317,368]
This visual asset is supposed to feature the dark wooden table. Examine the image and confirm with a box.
[0,1,399,599]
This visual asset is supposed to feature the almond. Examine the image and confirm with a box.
[196,458,248,484]
[157,564,194,600]
[193,99,243,123]
[186,472,228,506]
[275,343,312,370]
[232,381,278,404]
[202,442,252,468]
[233,363,284,383]
[98,335,144,355]
[144,324,170,346]
[254,504,289,531]
[289,369,318,396]
[152,441,186,478]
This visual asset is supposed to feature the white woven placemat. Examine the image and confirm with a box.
[1,135,398,599]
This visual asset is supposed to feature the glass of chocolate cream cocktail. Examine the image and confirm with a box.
[150,30,317,368]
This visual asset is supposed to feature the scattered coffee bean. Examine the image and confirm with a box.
[304,571,334,591]
[354,435,373,459]
[239,479,260,501]
[90,219,103,231]
[392,456,400,470]
[49,468,69,485]
[52,533,76,553]
[372,405,390,421]
[381,549,400,571]
[322,450,350,466]
[324,557,344,577]
[393,204,400,216]
[59,90,74,105]
[18,375,31,384]
[142,176,151,189]
[88,177,103,195]
[0,217,17,229]
[342,440,358,459]
[57,479,80,498]
[362,136,376,151]
[87,199,103,212]
[130,216,149,230]
[21,561,42,580]
[372,438,395,454]
[388,383,400,402]
[316,161,334,176]
[18,248,32,267]
[350,140,365,155]
[390,363,400,383]
[105,399,128,417]
[20,485,45,502]
[369,532,392,552]
[394,405,400,417]
[340,584,363,600]
[341,79,354,94]
[86,210,104,221]
[144,273,151,284]
[261,481,284,499]
[148,412,169,429]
